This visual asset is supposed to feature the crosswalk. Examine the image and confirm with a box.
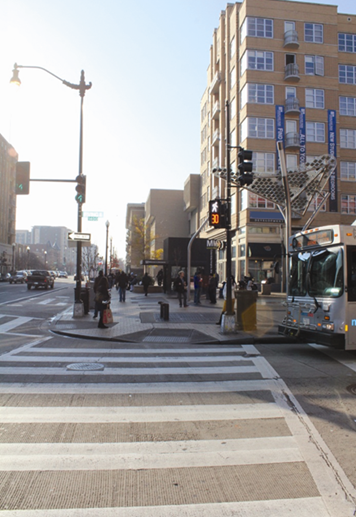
[0,341,355,515]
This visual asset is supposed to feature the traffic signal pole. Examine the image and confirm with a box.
[225,100,234,317]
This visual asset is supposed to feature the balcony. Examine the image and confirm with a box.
[285,132,300,149]
[284,63,300,82]
[285,97,300,115]
[209,71,221,95]
[212,101,220,120]
[212,129,220,146]
[283,30,299,49]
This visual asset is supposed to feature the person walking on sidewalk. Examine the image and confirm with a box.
[216,275,236,325]
[174,270,188,308]
[118,270,128,302]
[193,271,202,305]
[94,271,110,329]
[142,272,151,296]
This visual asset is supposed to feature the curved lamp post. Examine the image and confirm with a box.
[10,63,92,315]
[26,246,30,269]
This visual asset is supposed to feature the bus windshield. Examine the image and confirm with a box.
[289,247,344,298]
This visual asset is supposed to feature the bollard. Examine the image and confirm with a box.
[159,302,169,321]
[235,290,257,331]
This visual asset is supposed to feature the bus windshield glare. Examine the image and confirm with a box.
[289,247,344,298]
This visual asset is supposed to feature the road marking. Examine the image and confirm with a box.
[309,343,356,373]
[1,437,301,470]
[0,498,332,517]
[38,298,56,305]
[0,402,281,423]
[0,316,33,333]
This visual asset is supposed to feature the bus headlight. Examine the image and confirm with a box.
[322,322,335,331]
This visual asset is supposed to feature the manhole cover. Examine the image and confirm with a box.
[346,384,356,395]
[67,363,105,371]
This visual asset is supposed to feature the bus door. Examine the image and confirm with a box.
[346,246,356,350]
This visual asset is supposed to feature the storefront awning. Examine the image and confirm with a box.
[248,243,282,258]
[250,211,284,223]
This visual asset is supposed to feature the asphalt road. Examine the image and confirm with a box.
[1,284,356,514]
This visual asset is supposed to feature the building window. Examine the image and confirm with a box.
[230,36,236,59]
[241,17,273,42]
[306,122,325,142]
[286,86,296,99]
[230,128,237,147]
[240,50,274,75]
[240,83,274,108]
[304,23,323,43]
[339,33,356,53]
[340,129,356,148]
[230,97,236,120]
[230,67,236,89]
[248,193,274,209]
[307,194,326,212]
[305,88,324,109]
[341,195,356,214]
[341,161,356,181]
[286,154,298,171]
[340,96,356,116]
[241,117,275,140]
[252,152,275,173]
[339,64,356,84]
[305,55,324,76]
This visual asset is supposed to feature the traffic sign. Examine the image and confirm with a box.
[68,232,91,242]
[88,217,98,221]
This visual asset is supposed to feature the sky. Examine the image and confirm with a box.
[1,0,355,261]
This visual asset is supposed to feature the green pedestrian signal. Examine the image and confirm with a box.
[75,175,86,203]
[15,162,30,195]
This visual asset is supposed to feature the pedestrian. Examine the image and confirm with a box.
[193,271,202,305]
[94,270,110,328]
[216,276,236,325]
[208,274,217,304]
[174,270,188,307]
[118,270,128,302]
[142,272,151,296]
[156,268,163,287]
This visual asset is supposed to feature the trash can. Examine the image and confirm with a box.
[159,302,169,321]
[80,287,90,314]
[235,290,257,331]
[261,282,272,295]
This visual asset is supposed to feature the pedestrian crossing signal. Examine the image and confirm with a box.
[15,162,30,195]
[209,200,227,229]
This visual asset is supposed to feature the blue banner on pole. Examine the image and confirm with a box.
[275,106,284,170]
[328,110,338,212]
[299,108,306,168]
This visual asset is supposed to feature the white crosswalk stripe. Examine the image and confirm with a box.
[0,342,355,516]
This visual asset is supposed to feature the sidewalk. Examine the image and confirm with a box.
[53,289,296,345]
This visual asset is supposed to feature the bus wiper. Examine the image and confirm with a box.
[313,297,321,313]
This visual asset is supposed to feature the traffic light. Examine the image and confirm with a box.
[209,199,227,229]
[15,162,30,195]
[238,148,253,186]
[75,175,86,203]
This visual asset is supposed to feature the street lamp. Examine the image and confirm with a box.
[44,251,47,268]
[26,246,30,269]
[105,221,110,276]
[10,63,92,316]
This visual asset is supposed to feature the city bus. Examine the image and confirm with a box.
[279,224,356,350]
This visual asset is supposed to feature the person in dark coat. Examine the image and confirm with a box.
[94,271,110,328]
[142,272,151,296]
[118,270,128,302]
[208,274,217,304]
[174,270,188,308]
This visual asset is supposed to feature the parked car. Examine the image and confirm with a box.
[9,271,28,284]
[58,271,68,278]
[26,270,54,290]
[0,273,10,282]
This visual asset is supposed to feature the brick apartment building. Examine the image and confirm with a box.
[200,0,356,286]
